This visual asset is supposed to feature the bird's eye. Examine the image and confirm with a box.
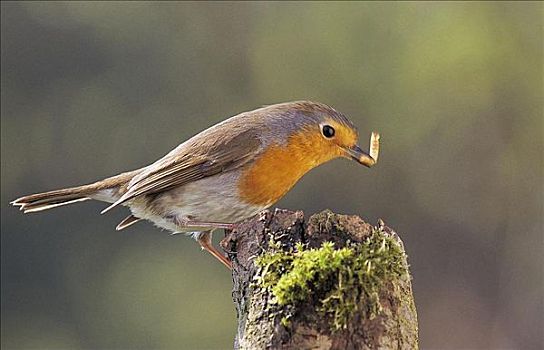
[322,125,335,138]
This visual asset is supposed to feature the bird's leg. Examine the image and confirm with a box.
[171,215,236,231]
[185,220,235,230]
[185,220,239,253]
[171,216,235,269]
[196,231,232,270]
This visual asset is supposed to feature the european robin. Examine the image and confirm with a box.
[12,101,380,269]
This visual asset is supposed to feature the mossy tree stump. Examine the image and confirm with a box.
[221,209,418,350]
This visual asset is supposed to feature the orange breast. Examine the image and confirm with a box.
[238,130,342,206]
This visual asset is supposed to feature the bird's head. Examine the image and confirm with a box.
[261,101,379,169]
[236,101,380,207]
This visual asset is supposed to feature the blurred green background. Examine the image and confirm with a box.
[1,2,542,349]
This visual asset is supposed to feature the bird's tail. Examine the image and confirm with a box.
[11,171,137,214]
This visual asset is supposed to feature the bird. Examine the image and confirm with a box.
[11,101,380,269]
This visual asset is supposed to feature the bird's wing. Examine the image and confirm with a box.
[101,129,262,213]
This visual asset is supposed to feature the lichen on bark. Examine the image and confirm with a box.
[221,209,418,350]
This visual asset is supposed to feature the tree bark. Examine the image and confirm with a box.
[221,209,418,350]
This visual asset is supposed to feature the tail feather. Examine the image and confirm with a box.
[12,170,138,214]
[11,185,96,213]
[116,214,142,231]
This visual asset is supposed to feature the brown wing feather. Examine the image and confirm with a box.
[101,129,262,213]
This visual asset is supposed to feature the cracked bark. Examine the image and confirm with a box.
[221,209,419,350]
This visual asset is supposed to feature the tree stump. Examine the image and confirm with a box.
[221,209,418,350]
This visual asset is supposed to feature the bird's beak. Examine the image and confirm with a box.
[343,132,380,168]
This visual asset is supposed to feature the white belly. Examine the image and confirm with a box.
[127,172,267,233]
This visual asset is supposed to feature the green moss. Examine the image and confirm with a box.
[254,229,406,331]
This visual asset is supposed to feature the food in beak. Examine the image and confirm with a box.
[345,132,380,167]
